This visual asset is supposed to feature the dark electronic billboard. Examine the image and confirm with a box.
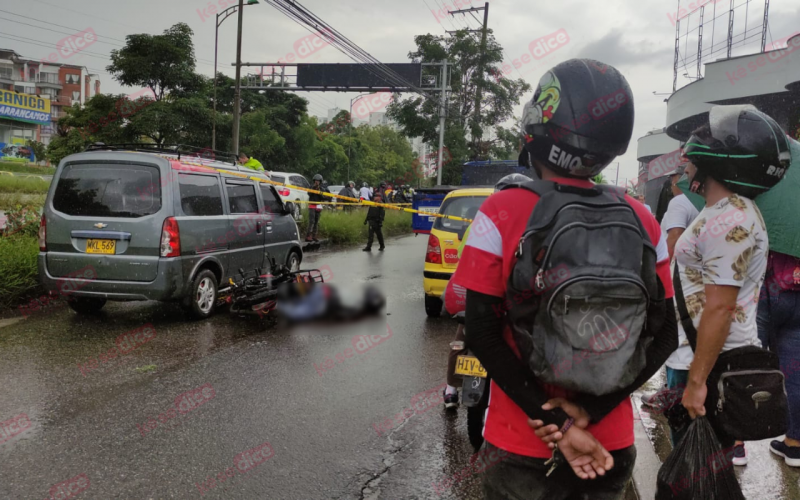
[297,64,421,90]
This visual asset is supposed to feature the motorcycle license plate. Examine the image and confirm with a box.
[455,355,486,378]
[86,239,115,254]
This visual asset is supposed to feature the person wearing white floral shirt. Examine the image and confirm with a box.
[677,105,791,468]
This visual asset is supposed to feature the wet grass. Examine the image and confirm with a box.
[0,193,46,211]
[296,207,412,245]
[0,175,51,194]
[0,235,40,309]
[0,162,56,175]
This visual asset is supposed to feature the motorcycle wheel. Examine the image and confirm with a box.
[467,406,485,452]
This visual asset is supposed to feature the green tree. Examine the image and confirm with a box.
[387,30,530,162]
[107,23,203,101]
[238,109,286,163]
[25,140,46,164]
[489,126,521,161]
[46,129,89,165]
[45,93,147,163]
[127,96,211,146]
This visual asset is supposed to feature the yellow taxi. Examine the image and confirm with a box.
[423,187,494,317]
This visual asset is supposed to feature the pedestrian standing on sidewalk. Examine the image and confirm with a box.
[456,60,678,499]
[758,250,800,467]
[676,105,791,462]
[359,182,372,201]
[339,181,358,212]
[306,174,325,242]
[659,166,700,446]
[363,193,385,252]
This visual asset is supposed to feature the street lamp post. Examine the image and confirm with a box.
[347,93,370,182]
[212,0,258,152]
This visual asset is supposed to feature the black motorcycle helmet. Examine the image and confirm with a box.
[495,173,533,192]
[520,59,634,178]
[684,105,791,199]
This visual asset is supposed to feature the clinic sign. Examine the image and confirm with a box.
[0,89,51,126]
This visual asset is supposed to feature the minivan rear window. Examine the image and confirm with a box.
[53,164,162,218]
[432,196,487,233]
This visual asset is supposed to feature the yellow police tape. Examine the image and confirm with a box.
[189,162,474,223]
[294,200,413,206]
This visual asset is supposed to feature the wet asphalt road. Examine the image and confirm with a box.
[0,234,485,500]
[4,233,797,499]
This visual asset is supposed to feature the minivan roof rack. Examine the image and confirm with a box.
[84,143,239,166]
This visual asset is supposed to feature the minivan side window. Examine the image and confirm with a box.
[226,182,259,214]
[179,174,223,216]
[53,163,161,218]
[259,185,284,214]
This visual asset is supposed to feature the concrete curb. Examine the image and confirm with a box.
[631,397,662,500]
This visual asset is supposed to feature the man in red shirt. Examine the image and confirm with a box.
[454,59,677,499]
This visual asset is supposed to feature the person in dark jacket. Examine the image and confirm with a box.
[306,174,326,242]
[363,193,385,252]
[338,181,357,212]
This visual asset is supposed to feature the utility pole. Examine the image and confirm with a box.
[231,0,245,155]
[449,2,489,159]
[437,59,448,186]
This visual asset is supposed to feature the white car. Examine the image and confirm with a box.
[269,171,310,221]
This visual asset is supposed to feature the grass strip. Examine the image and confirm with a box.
[296,208,412,245]
[0,161,56,175]
[0,235,41,309]
[0,175,51,194]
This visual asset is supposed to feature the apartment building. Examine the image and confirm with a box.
[0,48,100,158]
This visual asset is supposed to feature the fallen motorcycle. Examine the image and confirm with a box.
[224,255,324,317]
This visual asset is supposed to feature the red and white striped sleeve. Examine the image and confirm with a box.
[452,205,507,298]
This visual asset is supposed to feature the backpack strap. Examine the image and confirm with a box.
[672,261,698,351]
[506,180,604,198]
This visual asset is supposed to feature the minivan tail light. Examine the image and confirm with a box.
[278,188,290,197]
[425,234,442,264]
[38,214,46,251]
[160,217,180,257]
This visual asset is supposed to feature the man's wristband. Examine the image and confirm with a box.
[560,417,575,435]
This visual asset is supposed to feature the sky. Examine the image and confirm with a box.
[1,0,798,184]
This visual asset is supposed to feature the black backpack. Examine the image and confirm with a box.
[506,180,660,396]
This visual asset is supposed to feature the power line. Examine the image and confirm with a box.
[0,8,127,44]
[0,33,112,61]
[0,8,218,68]
[262,0,441,104]
[28,0,220,59]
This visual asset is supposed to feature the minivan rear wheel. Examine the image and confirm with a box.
[186,270,218,320]
[67,297,107,315]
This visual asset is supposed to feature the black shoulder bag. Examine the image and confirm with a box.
[673,263,787,440]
